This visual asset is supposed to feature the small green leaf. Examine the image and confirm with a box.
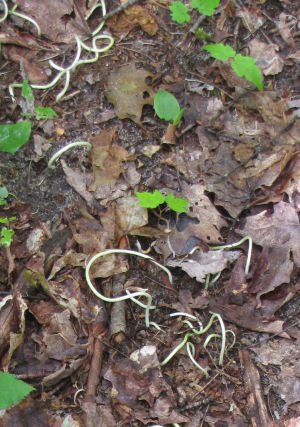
[173,108,185,126]
[231,54,263,91]
[0,217,8,224]
[0,186,9,200]
[1,227,14,247]
[0,121,31,153]
[22,80,35,102]
[154,90,181,122]
[169,2,191,24]
[204,43,236,61]
[0,372,35,409]
[135,190,165,209]
[191,0,220,16]
[165,193,189,213]
[34,107,58,120]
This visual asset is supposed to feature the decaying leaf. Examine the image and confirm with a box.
[237,201,300,266]
[249,40,284,75]
[166,249,240,282]
[105,64,155,124]
[104,345,189,425]
[107,1,158,36]
[90,128,128,190]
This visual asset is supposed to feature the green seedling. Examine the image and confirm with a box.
[154,90,185,127]
[204,43,263,91]
[0,216,16,247]
[170,0,220,24]
[0,371,35,409]
[135,190,189,213]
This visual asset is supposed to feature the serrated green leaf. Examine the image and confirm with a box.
[34,107,58,120]
[135,190,165,209]
[0,121,31,153]
[0,371,35,409]
[169,2,191,24]
[1,227,14,247]
[0,217,9,224]
[231,54,263,91]
[204,43,236,61]
[191,0,220,16]
[165,193,189,213]
[154,90,181,122]
[22,80,35,102]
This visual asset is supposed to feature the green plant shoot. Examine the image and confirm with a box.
[154,90,185,126]
[0,371,35,409]
[135,190,189,213]
[204,43,263,91]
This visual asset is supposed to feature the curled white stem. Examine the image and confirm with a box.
[85,249,173,328]
[48,141,92,169]
[0,0,8,23]
[10,4,41,36]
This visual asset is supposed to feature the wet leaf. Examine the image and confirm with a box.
[105,64,155,124]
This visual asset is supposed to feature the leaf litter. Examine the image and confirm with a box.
[1,0,300,425]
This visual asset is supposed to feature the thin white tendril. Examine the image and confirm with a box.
[10,4,41,36]
[8,0,114,102]
[0,0,8,23]
[85,249,173,328]
[48,141,92,169]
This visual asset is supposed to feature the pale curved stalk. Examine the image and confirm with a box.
[49,36,82,72]
[160,333,192,366]
[225,329,236,351]
[91,0,106,36]
[186,342,209,378]
[48,141,92,169]
[10,4,41,35]
[0,0,8,23]
[189,236,253,275]
[169,312,197,320]
[203,313,226,366]
[85,249,173,328]
[209,236,253,275]
[7,0,114,102]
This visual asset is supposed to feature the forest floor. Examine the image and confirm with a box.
[0,0,300,426]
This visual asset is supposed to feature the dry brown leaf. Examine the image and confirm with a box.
[278,12,296,48]
[237,201,300,266]
[90,128,128,190]
[249,40,284,75]
[105,64,155,124]
[16,0,89,43]
[250,247,293,306]
[108,2,158,36]
[166,249,240,282]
